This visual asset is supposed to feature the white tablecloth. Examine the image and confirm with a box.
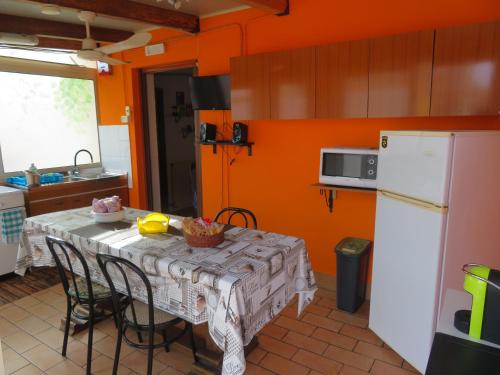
[16,207,317,375]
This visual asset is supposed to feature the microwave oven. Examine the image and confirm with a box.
[319,147,378,188]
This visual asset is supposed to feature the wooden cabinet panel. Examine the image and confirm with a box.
[316,40,369,118]
[25,177,129,216]
[270,47,316,120]
[29,197,69,216]
[431,21,500,116]
[369,30,434,117]
[230,54,270,120]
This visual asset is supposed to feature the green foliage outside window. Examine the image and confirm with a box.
[54,78,95,126]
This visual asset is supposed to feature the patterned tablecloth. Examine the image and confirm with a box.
[16,207,317,375]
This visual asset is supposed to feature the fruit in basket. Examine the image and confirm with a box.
[182,217,223,236]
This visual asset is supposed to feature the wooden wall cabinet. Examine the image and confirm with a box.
[229,21,498,121]
[269,47,316,120]
[316,40,369,118]
[230,54,270,120]
[368,30,434,118]
[431,21,500,116]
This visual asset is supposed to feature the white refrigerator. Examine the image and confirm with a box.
[369,131,500,373]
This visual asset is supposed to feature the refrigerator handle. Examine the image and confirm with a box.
[377,190,448,214]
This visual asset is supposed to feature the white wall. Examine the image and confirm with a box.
[98,125,133,187]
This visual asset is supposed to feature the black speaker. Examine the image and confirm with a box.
[232,122,248,144]
[200,123,216,142]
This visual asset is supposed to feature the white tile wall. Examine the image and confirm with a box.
[98,125,133,187]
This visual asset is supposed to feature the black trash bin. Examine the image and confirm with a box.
[335,237,371,313]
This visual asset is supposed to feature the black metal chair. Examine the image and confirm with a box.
[214,207,258,229]
[96,253,197,375]
[45,236,114,375]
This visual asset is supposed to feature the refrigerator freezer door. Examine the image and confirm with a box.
[370,192,447,373]
[378,132,453,206]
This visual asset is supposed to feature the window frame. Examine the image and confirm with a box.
[0,56,102,178]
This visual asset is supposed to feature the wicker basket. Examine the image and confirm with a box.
[183,231,225,248]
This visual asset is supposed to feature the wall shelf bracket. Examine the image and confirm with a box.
[310,183,376,214]
[201,141,254,156]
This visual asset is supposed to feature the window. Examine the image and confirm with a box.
[0,59,100,175]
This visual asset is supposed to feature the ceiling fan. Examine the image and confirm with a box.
[76,11,151,65]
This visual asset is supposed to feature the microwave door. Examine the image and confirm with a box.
[320,151,377,188]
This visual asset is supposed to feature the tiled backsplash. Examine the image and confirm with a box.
[98,125,132,187]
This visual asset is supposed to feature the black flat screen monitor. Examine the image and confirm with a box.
[189,75,231,110]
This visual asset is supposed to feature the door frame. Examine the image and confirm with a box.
[139,60,202,216]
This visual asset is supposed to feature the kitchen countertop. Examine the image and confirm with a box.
[4,171,127,191]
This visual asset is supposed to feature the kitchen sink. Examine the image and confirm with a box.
[75,172,122,180]
[63,176,87,182]
[62,172,123,183]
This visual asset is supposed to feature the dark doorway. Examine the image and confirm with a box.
[143,67,198,217]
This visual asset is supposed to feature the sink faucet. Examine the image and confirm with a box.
[73,149,94,175]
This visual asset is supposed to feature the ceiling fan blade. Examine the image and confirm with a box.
[99,55,128,65]
[97,32,152,55]
[77,49,103,61]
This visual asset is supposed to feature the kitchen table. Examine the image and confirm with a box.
[15,207,317,375]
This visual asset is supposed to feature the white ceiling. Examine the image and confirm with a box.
[0,0,249,34]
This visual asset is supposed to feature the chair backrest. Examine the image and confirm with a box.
[214,207,258,229]
[45,236,94,307]
[96,253,154,330]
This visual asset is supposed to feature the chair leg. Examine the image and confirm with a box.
[162,329,169,352]
[188,323,198,363]
[147,330,154,375]
[112,322,123,375]
[86,310,94,375]
[61,298,71,357]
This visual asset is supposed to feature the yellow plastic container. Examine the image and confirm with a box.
[137,213,170,234]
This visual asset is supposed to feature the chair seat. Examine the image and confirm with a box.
[68,278,112,300]
[125,301,179,326]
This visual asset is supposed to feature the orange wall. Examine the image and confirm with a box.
[97,0,500,278]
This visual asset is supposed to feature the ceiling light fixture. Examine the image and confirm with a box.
[0,32,39,46]
[166,0,188,10]
[41,4,61,15]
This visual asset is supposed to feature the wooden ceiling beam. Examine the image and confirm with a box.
[0,14,133,42]
[28,0,200,33]
[236,0,288,14]
[36,37,83,50]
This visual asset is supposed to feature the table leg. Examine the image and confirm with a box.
[166,323,259,375]
[184,324,259,375]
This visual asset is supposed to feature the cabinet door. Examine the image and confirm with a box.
[230,54,270,120]
[316,40,369,118]
[270,47,316,120]
[369,30,434,118]
[29,197,68,216]
[431,21,500,116]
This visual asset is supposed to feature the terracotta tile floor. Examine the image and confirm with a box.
[0,284,422,375]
